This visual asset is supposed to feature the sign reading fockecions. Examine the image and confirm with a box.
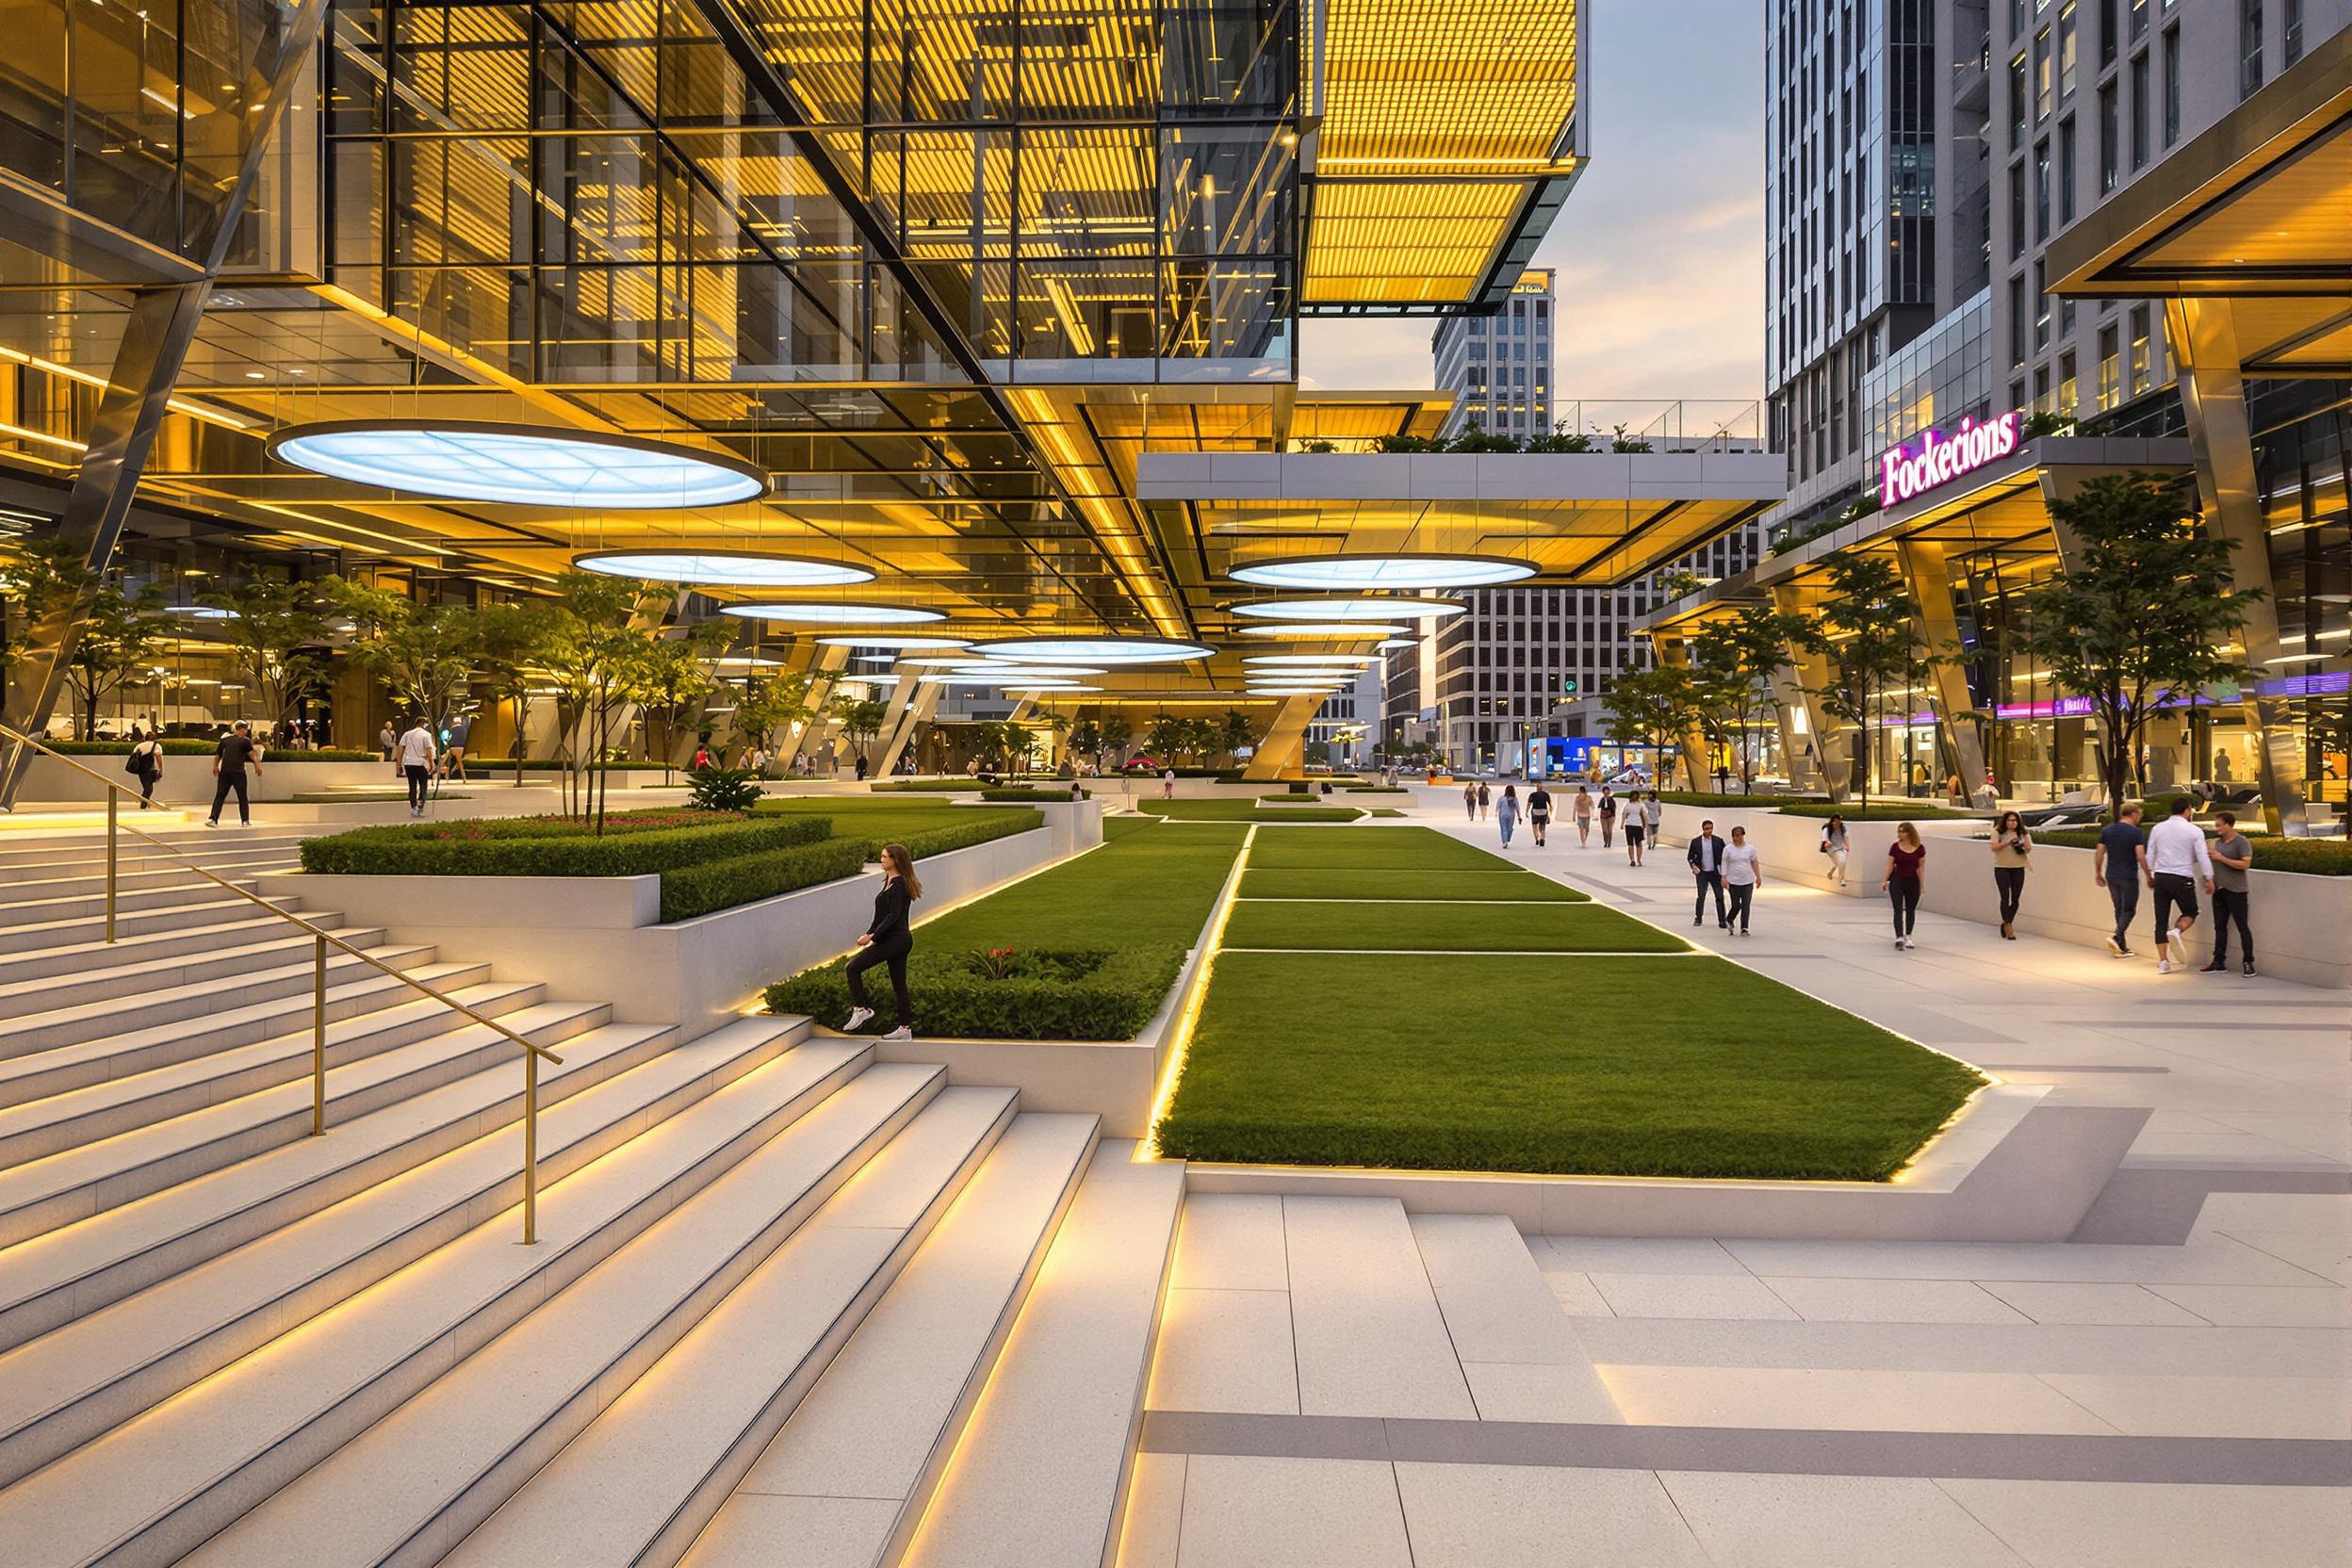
[1878,412,2021,508]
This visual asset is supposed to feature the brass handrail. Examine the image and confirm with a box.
[0,722,561,1243]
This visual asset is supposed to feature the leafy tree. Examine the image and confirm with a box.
[1,536,95,729]
[1217,709,1255,764]
[1602,664,1701,786]
[323,578,485,740]
[623,620,730,779]
[1145,713,1184,767]
[536,572,662,827]
[1789,552,1931,808]
[475,597,561,786]
[1100,714,1135,768]
[200,576,333,727]
[61,576,167,739]
[2020,472,2259,810]
[1067,719,1102,768]
[827,694,890,769]
[731,672,818,757]
[1690,604,1811,793]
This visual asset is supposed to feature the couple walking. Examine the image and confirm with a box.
[1684,820,1764,935]
[1493,784,1556,848]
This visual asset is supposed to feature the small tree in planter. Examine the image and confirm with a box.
[1602,664,1701,789]
[538,571,662,829]
[476,596,560,786]
[2020,472,2258,811]
[1218,708,1255,766]
[1795,551,1932,810]
[323,577,486,743]
[624,621,729,780]
[827,694,890,774]
[1100,714,1135,770]
[200,575,333,733]
[63,578,166,738]
[1690,603,1811,794]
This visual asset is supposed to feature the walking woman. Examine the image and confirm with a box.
[1476,780,1491,821]
[1597,786,1617,848]
[1882,822,1926,950]
[127,727,164,808]
[1463,780,1478,821]
[1573,785,1593,845]
[1623,791,1648,866]
[842,842,921,1042]
[1820,813,1851,887]
[1723,825,1763,936]
[1990,809,2033,939]
[1496,784,1520,847]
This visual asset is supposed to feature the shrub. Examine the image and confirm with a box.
[765,944,1185,1040]
[1773,801,1969,821]
[1653,791,1826,808]
[979,788,1086,802]
[686,767,763,812]
[2030,828,2350,875]
[869,779,988,792]
[660,838,869,922]
[299,810,830,876]
[890,810,1043,860]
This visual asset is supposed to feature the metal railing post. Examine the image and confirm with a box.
[523,1052,540,1246]
[312,935,327,1136]
[105,790,118,943]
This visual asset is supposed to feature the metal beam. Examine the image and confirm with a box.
[1770,582,1852,802]
[1242,694,1322,781]
[1896,539,1990,803]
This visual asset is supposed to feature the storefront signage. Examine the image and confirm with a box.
[1878,412,2020,508]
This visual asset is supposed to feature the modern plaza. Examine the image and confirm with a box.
[0,1,2344,1565]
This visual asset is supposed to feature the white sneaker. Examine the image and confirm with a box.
[880,1025,913,1042]
[842,1006,874,1031]
[2158,958,2172,974]
[1903,936,1916,949]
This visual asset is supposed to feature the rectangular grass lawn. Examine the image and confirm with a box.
[1155,952,1984,1180]
[1221,900,1686,953]
[1137,799,1360,823]
[1248,825,1510,870]
[914,820,1246,948]
[1239,868,1586,903]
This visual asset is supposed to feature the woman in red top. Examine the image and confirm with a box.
[1882,822,1927,950]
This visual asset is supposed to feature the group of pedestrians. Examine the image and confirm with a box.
[2095,798,2258,975]
[1470,781,1662,861]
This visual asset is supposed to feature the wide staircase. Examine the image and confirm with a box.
[0,827,1184,1568]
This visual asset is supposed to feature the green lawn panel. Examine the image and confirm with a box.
[915,822,1246,950]
[1136,799,1359,822]
[1221,901,1684,953]
[1238,868,1587,904]
[1248,825,1509,870]
[1156,952,1983,1181]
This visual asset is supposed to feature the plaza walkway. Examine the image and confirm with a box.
[1121,800,2350,1568]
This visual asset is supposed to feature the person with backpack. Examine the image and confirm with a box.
[124,727,164,808]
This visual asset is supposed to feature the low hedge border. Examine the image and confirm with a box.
[1343,785,1410,793]
[890,811,1043,860]
[869,779,988,792]
[1652,790,1826,808]
[979,788,1087,802]
[1772,801,1973,821]
[299,810,831,876]
[2028,828,2351,875]
[661,838,869,922]
[766,944,1184,1040]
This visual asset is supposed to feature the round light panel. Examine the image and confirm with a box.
[1237,623,1409,640]
[1229,553,1532,590]
[722,602,942,624]
[967,636,1213,665]
[1230,596,1464,621]
[270,420,770,508]
[813,634,972,651]
[574,549,873,588]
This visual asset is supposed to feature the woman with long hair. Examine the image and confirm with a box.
[1820,813,1852,887]
[1495,783,1520,847]
[842,842,922,1041]
[1882,822,1926,950]
[1989,809,2033,939]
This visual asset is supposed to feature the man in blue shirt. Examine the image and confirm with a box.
[2094,804,2149,956]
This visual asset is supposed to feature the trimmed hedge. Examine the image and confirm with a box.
[1343,785,1410,793]
[1653,790,1825,807]
[979,788,1087,802]
[2030,828,2351,875]
[869,779,989,792]
[1260,792,1337,803]
[1773,801,1972,821]
[661,838,869,923]
[299,810,831,876]
[891,810,1043,860]
[766,944,1184,1040]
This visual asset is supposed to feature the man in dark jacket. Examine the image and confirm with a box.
[207,722,261,826]
[1687,818,1729,929]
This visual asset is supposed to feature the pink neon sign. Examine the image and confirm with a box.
[1878,412,2021,508]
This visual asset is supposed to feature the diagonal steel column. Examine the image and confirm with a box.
[2166,298,2309,835]
[1896,539,1990,801]
[1771,582,1852,802]
[1242,694,1323,781]
[1,0,329,808]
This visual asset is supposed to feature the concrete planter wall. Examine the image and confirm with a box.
[256,813,1097,1037]
[18,754,693,805]
[1654,802,2349,988]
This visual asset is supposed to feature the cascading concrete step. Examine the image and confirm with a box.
[0,979,550,1168]
[672,1113,1100,1568]
[208,1085,1021,1568]
[0,841,309,885]
[0,1057,945,1568]
[0,1017,796,1361]
[0,960,492,1108]
[0,912,353,988]
[0,874,289,928]
[0,927,390,1021]
[0,895,310,958]
[0,939,437,1058]
[902,1142,1184,1568]
[0,849,300,903]
[1407,1213,1622,1425]
[0,1016,792,1489]
[0,958,491,1249]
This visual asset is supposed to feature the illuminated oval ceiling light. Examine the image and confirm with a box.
[1230,596,1464,621]
[270,420,770,507]
[1237,623,1408,640]
[853,655,898,665]
[916,672,1034,686]
[967,636,1214,665]
[1230,553,1533,590]
[1246,686,1344,696]
[948,663,1110,678]
[1240,653,1380,667]
[813,634,971,651]
[722,601,942,624]
[574,549,873,588]
[2263,651,2330,665]
[165,604,237,620]
[1376,638,1417,650]
[1003,684,1099,694]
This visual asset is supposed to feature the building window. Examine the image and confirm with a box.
[2034,364,2052,413]
[2099,83,2119,192]
[2008,165,2028,259]
[2034,259,2050,349]
[2129,304,2152,392]
[2130,0,2148,38]
[2009,54,2030,144]
[2059,351,2079,416]
[2239,0,2264,98]
[2059,2,2079,97]
[2162,25,2180,144]
[2098,324,2121,408]
[2059,118,2078,223]
[2034,141,2052,239]
[2035,25,2054,119]
[2130,54,2149,167]
[2285,0,2304,64]
[2099,0,2119,65]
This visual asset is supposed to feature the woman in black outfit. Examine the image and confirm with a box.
[842,842,921,1040]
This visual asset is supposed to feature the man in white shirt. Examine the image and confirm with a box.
[2145,795,2214,975]
[397,716,437,816]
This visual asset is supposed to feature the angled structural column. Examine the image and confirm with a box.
[871,677,937,776]
[0,0,329,808]
[1895,539,1989,799]
[1652,638,1716,792]
[1242,694,1323,780]
[1770,583,1852,801]
[2165,298,2308,835]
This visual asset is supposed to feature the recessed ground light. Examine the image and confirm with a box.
[722,602,942,623]
[270,420,770,507]
[1230,596,1465,621]
[572,550,873,588]
[1230,553,1533,590]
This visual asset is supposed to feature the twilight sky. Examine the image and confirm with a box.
[1298,0,1766,404]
